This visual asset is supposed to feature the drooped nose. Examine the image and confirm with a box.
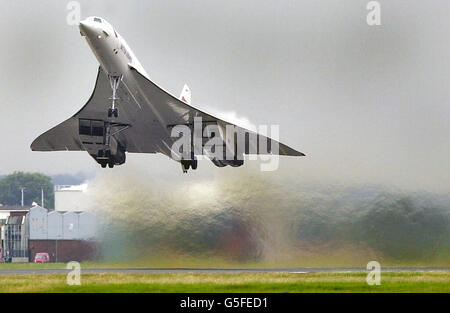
[79,20,96,37]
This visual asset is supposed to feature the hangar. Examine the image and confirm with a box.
[1,205,99,262]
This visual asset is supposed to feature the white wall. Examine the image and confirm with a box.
[78,212,97,239]
[27,206,48,240]
[55,190,90,212]
[47,211,63,240]
[62,212,79,240]
[24,206,98,240]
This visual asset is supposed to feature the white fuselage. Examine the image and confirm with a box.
[79,17,149,80]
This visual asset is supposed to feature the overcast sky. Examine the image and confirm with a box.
[0,0,448,193]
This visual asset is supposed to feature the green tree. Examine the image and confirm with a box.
[0,172,54,209]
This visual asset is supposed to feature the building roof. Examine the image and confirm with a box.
[6,215,24,225]
[55,184,88,192]
[0,205,31,211]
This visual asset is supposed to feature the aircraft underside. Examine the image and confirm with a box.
[30,16,304,173]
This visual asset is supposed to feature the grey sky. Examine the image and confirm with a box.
[0,0,448,193]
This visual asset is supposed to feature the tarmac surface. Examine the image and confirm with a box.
[0,267,448,275]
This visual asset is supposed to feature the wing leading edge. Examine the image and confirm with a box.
[31,67,158,155]
[128,65,305,158]
[31,65,304,168]
[30,67,108,152]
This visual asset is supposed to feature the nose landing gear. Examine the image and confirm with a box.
[108,108,118,118]
[108,75,122,118]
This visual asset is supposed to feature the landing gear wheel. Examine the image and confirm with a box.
[191,160,198,170]
[181,160,189,173]
[100,162,107,168]
[108,162,114,168]
[108,108,119,118]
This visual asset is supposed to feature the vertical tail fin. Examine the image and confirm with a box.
[179,84,191,105]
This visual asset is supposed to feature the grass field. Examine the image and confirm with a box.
[0,272,448,293]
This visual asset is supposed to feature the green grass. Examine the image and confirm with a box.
[1,255,449,270]
[0,272,448,293]
[0,263,68,270]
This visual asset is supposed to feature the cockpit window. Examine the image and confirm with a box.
[93,17,102,23]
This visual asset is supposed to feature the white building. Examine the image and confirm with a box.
[0,206,30,225]
[26,205,98,240]
[47,211,63,239]
[62,212,79,240]
[54,184,90,212]
[79,212,98,239]
[27,205,47,239]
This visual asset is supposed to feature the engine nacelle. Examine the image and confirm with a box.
[210,158,244,168]
[95,137,126,168]
[206,121,245,168]
[109,140,126,165]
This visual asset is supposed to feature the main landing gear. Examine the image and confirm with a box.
[107,75,122,118]
[97,149,114,168]
[96,121,130,169]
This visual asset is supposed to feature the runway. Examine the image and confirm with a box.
[0,267,448,275]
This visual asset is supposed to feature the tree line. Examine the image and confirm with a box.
[0,172,54,209]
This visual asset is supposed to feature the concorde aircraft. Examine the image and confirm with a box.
[31,17,304,173]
